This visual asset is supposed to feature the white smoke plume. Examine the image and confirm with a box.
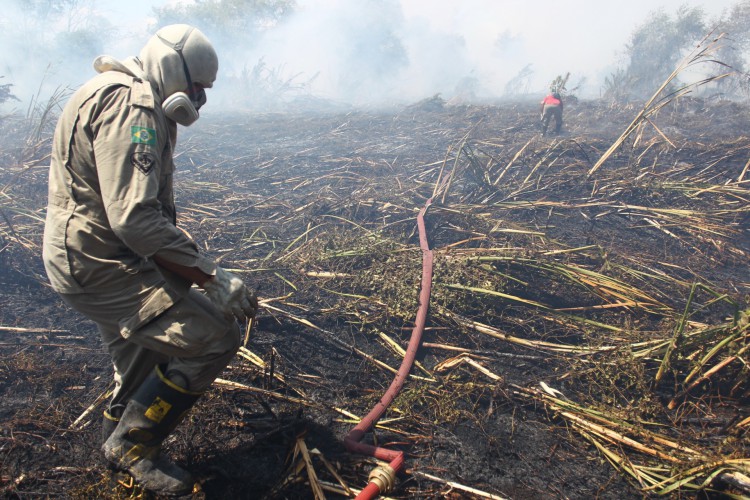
[0,0,738,112]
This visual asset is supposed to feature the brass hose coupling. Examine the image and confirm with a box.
[367,464,396,493]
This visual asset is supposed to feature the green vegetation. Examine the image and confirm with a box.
[0,77,18,106]
[153,0,296,47]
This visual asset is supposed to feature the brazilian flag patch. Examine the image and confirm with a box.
[131,126,156,145]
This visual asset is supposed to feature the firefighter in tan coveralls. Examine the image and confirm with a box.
[42,25,257,496]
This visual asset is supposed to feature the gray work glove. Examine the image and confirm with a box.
[203,267,258,322]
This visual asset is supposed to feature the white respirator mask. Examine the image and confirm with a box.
[163,89,205,126]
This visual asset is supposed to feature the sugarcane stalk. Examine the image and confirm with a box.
[655,282,699,384]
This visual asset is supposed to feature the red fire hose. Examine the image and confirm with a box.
[344,198,435,499]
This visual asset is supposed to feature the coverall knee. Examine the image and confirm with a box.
[62,282,241,407]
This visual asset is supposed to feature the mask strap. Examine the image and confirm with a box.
[157,28,199,102]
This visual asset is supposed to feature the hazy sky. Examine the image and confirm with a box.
[397,0,736,88]
[0,0,741,109]
[299,0,738,102]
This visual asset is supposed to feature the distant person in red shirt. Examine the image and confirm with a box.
[540,91,563,136]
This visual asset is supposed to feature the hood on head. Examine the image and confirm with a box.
[139,24,218,101]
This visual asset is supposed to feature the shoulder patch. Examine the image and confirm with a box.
[131,152,156,174]
[131,126,156,145]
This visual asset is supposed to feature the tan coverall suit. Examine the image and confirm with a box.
[42,67,240,409]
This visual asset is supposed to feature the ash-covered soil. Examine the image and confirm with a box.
[1,96,748,499]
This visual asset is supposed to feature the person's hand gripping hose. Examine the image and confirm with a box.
[203,267,258,322]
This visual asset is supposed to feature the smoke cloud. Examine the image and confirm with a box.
[0,0,738,113]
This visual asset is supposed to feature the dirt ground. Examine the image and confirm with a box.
[0,95,748,499]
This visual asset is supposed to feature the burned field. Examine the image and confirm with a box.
[1,96,749,499]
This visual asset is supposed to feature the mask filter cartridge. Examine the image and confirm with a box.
[163,92,199,126]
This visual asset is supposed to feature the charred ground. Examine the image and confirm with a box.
[0,96,748,499]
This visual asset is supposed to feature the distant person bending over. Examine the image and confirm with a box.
[42,24,257,496]
[540,91,563,136]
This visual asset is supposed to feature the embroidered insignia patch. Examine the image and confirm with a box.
[131,126,156,145]
[131,152,156,174]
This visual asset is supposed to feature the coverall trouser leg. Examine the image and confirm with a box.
[542,104,563,135]
[61,284,241,407]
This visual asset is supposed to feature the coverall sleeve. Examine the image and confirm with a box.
[93,94,215,275]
